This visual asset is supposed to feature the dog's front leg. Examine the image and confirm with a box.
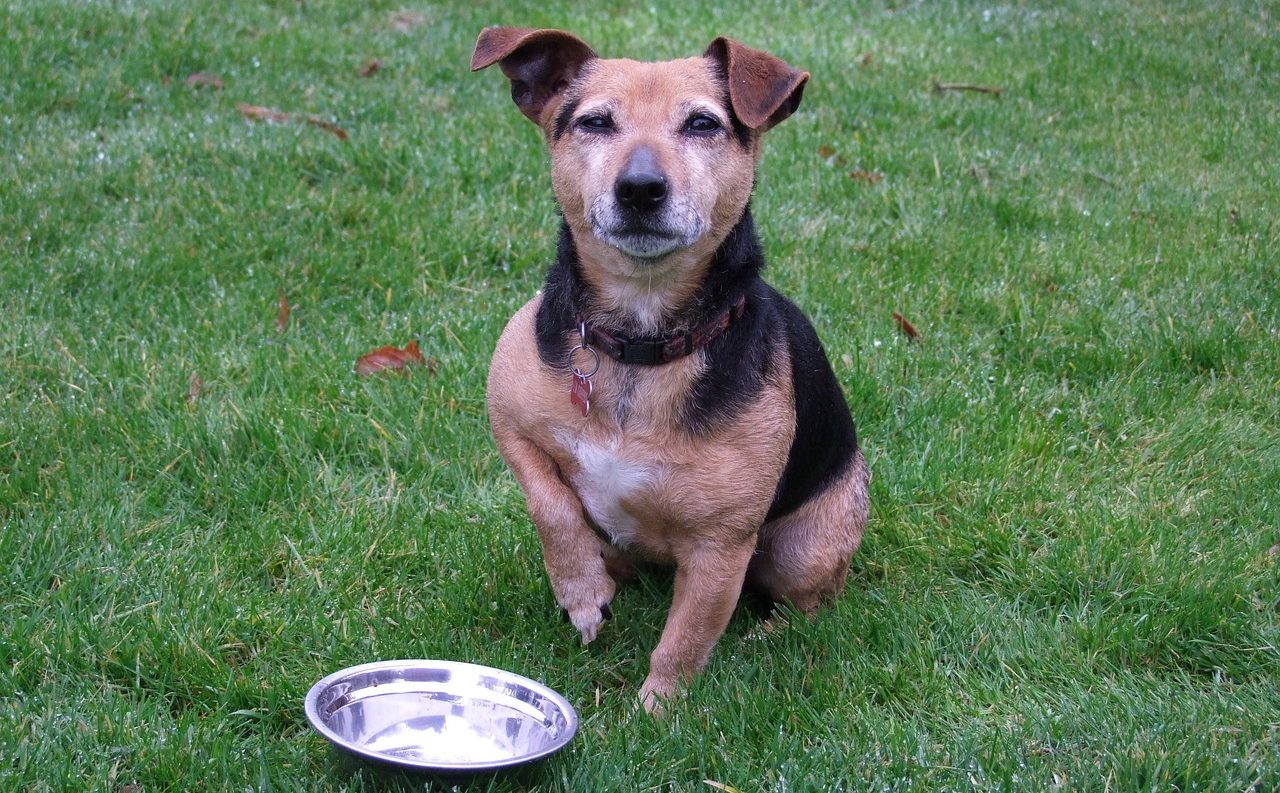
[639,538,756,711]
[495,428,616,644]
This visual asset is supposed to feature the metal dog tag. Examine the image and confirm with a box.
[569,373,592,416]
[568,324,600,418]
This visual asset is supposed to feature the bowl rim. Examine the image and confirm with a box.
[303,658,579,773]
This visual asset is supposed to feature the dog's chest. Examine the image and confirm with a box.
[546,364,698,549]
[553,430,658,548]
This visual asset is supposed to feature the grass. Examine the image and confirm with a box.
[2,0,1278,790]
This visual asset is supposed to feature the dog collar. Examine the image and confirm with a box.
[574,294,747,366]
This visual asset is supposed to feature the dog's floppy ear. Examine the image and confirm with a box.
[471,27,596,125]
[705,37,808,132]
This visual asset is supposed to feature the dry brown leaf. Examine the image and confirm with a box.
[276,294,290,333]
[303,115,349,141]
[356,340,428,375]
[859,52,874,65]
[358,58,383,78]
[236,104,348,141]
[186,72,224,90]
[932,80,1003,96]
[849,169,884,185]
[893,311,921,340]
[186,372,203,405]
[818,146,849,167]
[235,103,291,124]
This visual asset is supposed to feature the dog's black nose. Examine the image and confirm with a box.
[615,148,668,213]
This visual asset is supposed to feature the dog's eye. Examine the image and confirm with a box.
[577,114,615,133]
[683,113,722,135]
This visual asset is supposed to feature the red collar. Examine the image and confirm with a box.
[575,294,747,366]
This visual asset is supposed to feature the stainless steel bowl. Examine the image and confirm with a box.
[304,659,578,773]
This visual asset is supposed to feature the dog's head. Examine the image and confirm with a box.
[472,28,807,295]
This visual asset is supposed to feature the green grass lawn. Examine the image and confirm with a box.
[3,0,1278,790]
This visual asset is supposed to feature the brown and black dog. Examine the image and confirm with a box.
[473,27,870,710]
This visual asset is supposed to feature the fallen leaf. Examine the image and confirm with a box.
[358,58,383,78]
[859,52,874,65]
[390,10,425,33]
[276,294,289,333]
[356,340,428,375]
[303,115,349,141]
[186,71,224,90]
[849,169,884,185]
[235,103,290,124]
[818,146,849,167]
[932,80,1003,96]
[892,311,921,340]
[186,372,203,405]
[236,104,349,141]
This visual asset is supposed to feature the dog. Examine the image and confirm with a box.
[473,27,870,711]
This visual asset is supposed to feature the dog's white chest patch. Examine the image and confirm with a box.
[556,433,656,547]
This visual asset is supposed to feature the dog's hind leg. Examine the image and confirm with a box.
[750,450,870,614]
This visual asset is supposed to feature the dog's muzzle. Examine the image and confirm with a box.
[591,147,705,260]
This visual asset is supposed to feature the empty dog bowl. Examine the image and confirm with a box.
[304,659,578,773]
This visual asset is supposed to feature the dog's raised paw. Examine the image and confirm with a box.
[567,603,609,644]
[559,605,608,639]
[554,569,617,644]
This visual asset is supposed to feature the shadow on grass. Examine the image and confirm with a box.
[322,745,554,792]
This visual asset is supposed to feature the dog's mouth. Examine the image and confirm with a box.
[594,227,688,260]
[588,200,707,262]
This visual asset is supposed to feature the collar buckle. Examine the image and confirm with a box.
[617,339,662,365]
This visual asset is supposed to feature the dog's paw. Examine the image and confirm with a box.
[555,574,616,645]
[566,601,611,644]
[560,601,613,643]
[638,673,677,714]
